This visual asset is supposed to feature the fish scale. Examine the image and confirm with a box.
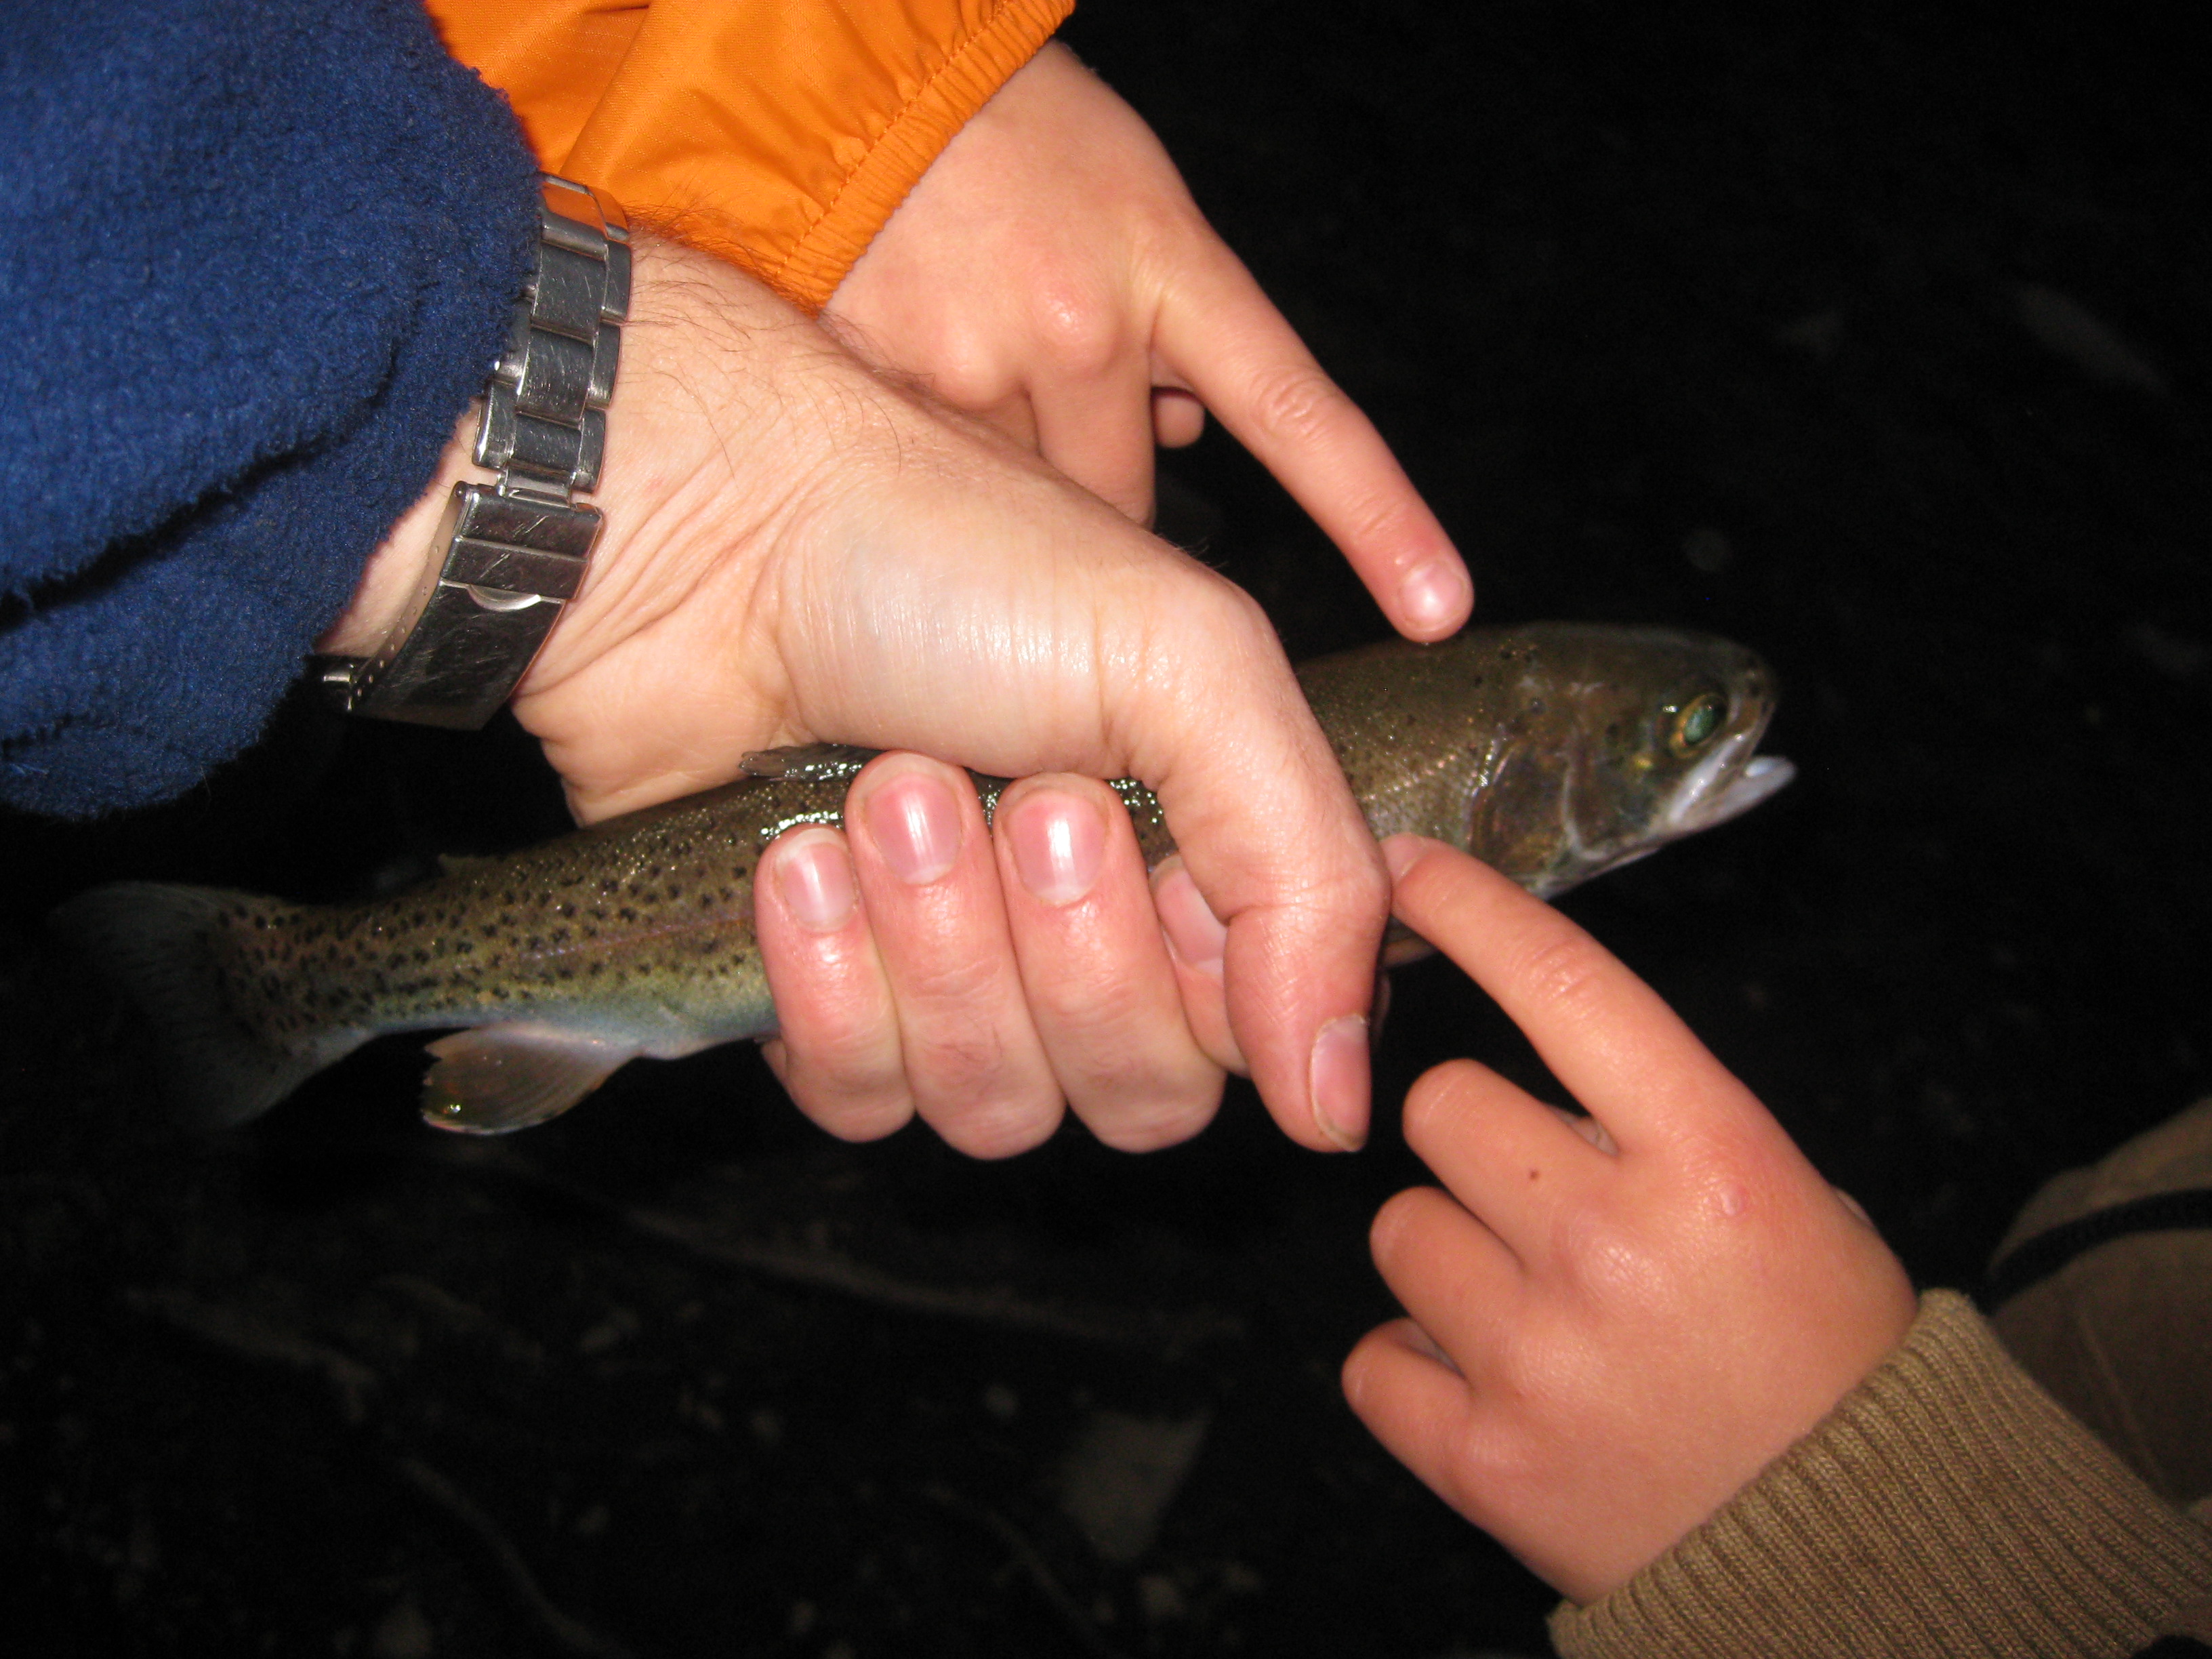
[52,624,1793,1136]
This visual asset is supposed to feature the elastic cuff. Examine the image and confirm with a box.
[763,0,1073,310]
[1551,1290,2212,1659]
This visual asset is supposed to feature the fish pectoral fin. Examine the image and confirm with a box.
[737,742,878,783]
[417,1026,641,1136]
[1380,920,1437,970]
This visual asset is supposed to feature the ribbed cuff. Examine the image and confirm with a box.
[762,0,1075,310]
[1551,1290,2212,1659]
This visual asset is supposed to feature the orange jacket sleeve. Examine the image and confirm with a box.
[426,0,1073,311]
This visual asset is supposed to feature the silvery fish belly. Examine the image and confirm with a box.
[51,624,1793,1136]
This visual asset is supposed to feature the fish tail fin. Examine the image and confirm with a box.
[47,882,360,1130]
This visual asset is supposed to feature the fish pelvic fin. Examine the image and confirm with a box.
[418,1025,642,1135]
[47,883,367,1130]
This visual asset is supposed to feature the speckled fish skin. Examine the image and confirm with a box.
[52,623,1789,1135]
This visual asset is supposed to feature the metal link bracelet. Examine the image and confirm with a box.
[318,175,630,729]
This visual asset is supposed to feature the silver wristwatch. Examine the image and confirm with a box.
[319,175,631,729]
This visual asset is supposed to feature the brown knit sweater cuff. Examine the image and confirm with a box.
[1549,1289,2212,1659]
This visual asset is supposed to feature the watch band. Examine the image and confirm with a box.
[318,175,630,730]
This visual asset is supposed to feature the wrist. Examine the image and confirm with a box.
[501,235,823,703]
[317,175,629,728]
[316,229,726,707]
[319,406,485,659]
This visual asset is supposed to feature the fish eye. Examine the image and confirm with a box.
[1667,693,1727,758]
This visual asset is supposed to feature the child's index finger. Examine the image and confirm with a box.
[1380,837,1761,1151]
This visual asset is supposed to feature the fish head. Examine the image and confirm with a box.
[1459,624,1795,897]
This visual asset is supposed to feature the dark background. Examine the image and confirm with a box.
[4,1,2207,1654]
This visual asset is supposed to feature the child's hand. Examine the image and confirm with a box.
[823,43,1469,643]
[1342,838,1917,1605]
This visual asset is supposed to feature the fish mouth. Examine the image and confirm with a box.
[1665,751,1795,836]
[1529,745,1795,899]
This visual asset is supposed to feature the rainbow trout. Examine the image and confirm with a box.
[53,624,1793,1136]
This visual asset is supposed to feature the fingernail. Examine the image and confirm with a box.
[1008,789,1105,907]
[1309,1015,1370,1151]
[864,769,962,885]
[1379,834,1429,882]
[1398,558,1471,635]
[774,828,857,932]
[1153,859,1227,978]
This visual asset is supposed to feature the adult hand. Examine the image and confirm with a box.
[823,41,1471,643]
[325,237,1385,1160]
[1340,838,1917,1605]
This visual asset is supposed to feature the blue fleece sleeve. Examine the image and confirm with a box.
[0,0,540,817]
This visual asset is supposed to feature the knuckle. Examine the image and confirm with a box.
[903,315,1015,406]
[1151,579,1286,700]
[778,1043,915,1141]
[893,943,1013,1023]
[783,990,901,1082]
[1551,1199,1662,1303]
[804,1090,916,1145]
[1340,489,1426,562]
[933,1092,1065,1161]
[1076,1061,1223,1152]
[1199,580,1279,662]
[1028,282,1124,377]
[1515,929,1614,1024]
[927,356,1019,416]
[905,1015,1017,1105]
[1033,965,1155,1044]
[1242,361,1351,448]
[1340,846,1393,917]
[1673,1126,1795,1222]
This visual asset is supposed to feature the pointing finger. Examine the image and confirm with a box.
[1381,836,1765,1153]
[1152,244,1471,641]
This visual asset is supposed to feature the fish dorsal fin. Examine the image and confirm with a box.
[737,742,878,783]
[434,853,502,879]
[417,1025,641,1135]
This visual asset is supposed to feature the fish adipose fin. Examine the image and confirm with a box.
[47,884,365,1130]
[419,1025,641,1135]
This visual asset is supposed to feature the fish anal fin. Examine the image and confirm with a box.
[419,1025,640,1136]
